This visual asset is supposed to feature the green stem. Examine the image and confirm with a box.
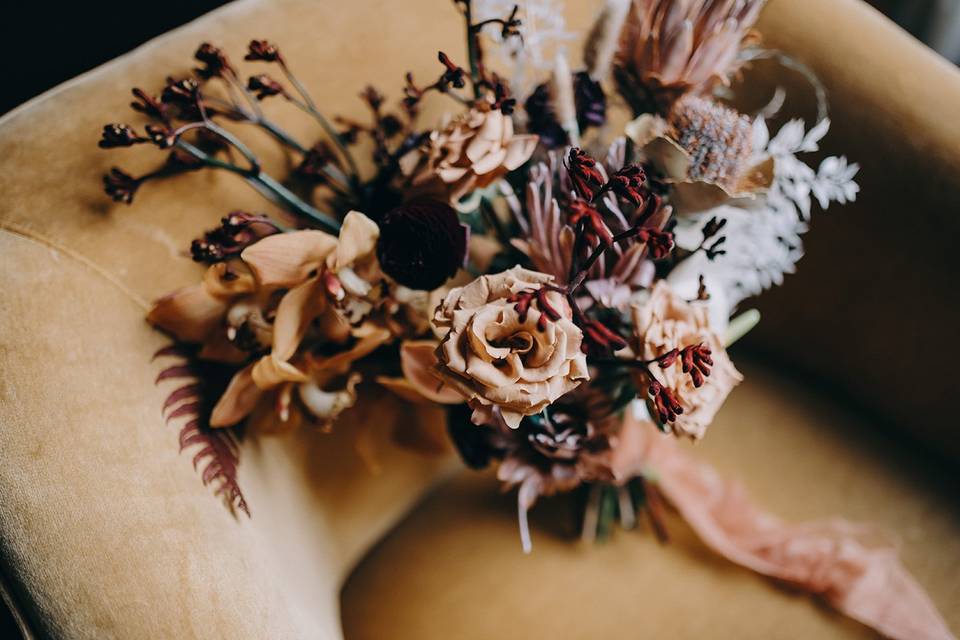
[463,0,482,99]
[174,140,341,234]
[281,65,362,184]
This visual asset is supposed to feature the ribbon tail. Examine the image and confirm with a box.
[624,415,956,640]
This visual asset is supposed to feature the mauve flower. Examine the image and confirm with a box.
[432,266,589,428]
[631,281,741,439]
[399,100,538,203]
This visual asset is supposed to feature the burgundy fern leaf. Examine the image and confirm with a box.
[153,344,250,517]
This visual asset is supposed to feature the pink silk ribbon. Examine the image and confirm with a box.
[618,414,956,640]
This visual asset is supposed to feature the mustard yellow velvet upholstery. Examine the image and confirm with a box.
[1,0,957,639]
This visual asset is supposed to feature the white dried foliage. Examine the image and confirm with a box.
[474,0,575,99]
[675,117,860,312]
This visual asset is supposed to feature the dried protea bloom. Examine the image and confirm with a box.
[376,199,468,291]
[667,95,752,191]
[398,100,538,204]
[625,97,774,212]
[615,0,766,113]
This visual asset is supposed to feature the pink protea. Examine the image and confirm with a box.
[615,0,766,113]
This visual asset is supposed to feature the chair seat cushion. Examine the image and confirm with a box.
[342,357,960,639]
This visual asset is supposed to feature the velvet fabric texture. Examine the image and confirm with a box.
[0,0,958,638]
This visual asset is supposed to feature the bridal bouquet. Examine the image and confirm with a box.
[97,1,954,638]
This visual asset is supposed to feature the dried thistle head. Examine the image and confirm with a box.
[615,0,766,114]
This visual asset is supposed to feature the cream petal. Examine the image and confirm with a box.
[241,230,338,288]
[298,373,360,424]
[272,276,327,362]
[471,148,508,176]
[333,211,379,270]
[251,354,308,389]
[209,365,263,427]
[502,135,538,171]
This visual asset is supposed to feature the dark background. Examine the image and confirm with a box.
[0,1,951,115]
[0,1,230,115]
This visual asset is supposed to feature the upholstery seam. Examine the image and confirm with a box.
[1,223,150,311]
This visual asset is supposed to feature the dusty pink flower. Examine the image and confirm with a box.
[399,101,538,204]
[432,266,589,428]
[631,281,741,439]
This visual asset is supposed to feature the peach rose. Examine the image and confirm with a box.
[399,101,538,204]
[632,281,742,439]
[432,266,589,428]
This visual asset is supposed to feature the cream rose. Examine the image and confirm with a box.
[432,266,589,428]
[632,281,742,439]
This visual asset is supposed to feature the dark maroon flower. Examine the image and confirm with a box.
[437,51,466,90]
[190,211,281,263]
[130,88,168,121]
[103,168,139,204]
[294,142,337,184]
[581,319,628,354]
[636,228,674,260]
[376,199,468,290]
[648,379,683,424]
[99,124,143,148]
[567,200,612,245]
[245,39,282,63]
[361,85,385,111]
[144,124,176,149]
[247,74,285,100]
[566,148,605,201]
[678,343,713,388]
[523,82,567,148]
[161,77,201,118]
[608,164,647,207]
[194,43,233,79]
[524,71,607,149]
[573,71,606,129]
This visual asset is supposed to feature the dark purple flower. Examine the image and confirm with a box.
[376,199,468,290]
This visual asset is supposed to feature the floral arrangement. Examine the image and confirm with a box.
[97,2,954,638]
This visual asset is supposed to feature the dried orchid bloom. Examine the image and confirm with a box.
[631,281,742,439]
[147,261,274,364]
[399,99,538,204]
[626,96,774,213]
[615,0,766,114]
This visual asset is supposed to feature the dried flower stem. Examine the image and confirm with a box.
[277,61,362,183]
[173,138,340,233]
